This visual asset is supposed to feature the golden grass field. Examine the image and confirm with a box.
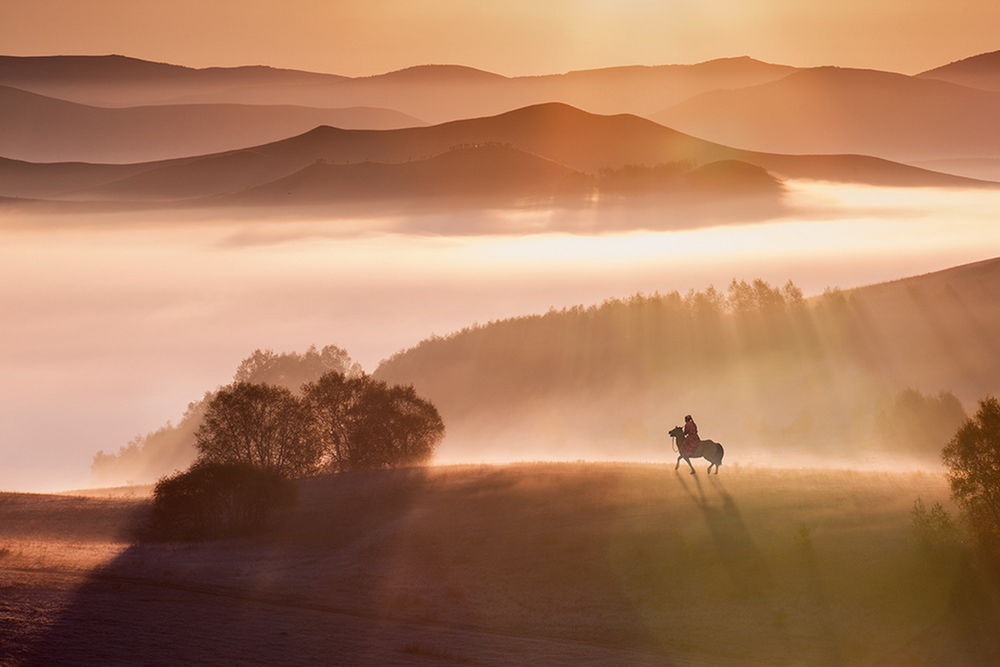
[2,463,999,665]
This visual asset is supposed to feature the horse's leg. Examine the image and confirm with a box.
[675,455,681,471]
[686,457,696,474]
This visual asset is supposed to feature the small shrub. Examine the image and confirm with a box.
[149,461,296,540]
[793,523,814,554]
[911,498,961,560]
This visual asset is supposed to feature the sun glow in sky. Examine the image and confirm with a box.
[2,0,999,75]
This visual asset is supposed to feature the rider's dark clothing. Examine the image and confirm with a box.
[682,419,700,456]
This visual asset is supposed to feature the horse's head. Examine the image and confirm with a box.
[668,426,684,439]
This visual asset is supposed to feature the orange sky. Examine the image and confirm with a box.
[2,0,998,76]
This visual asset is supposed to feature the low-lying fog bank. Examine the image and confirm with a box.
[2,181,1000,490]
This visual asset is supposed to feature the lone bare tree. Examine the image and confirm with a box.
[195,382,320,477]
[942,396,1000,552]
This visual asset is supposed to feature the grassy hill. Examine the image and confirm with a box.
[1,463,997,664]
[375,258,1000,466]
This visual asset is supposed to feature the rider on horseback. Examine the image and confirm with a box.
[671,415,724,474]
[682,415,700,457]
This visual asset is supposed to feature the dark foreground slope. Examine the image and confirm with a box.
[2,464,997,665]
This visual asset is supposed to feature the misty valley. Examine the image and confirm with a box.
[3,35,1000,667]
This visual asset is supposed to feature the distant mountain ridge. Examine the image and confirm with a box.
[0,85,425,163]
[0,103,990,206]
[918,49,1000,91]
[652,66,1000,162]
[0,53,798,121]
[6,49,1000,167]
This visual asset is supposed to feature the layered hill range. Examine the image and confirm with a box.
[653,65,1000,165]
[0,85,424,163]
[0,53,797,124]
[0,104,992,224]
[651,49,1000,180]
[2,50,1000,179]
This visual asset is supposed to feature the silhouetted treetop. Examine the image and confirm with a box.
[196,382,318,478]
[303,372,444,472]
[234,344,362,390]
[942,396,1000,553]
[93,345,361,483]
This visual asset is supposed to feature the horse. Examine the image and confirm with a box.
[668,425,725,474]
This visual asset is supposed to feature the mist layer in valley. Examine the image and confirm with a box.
[4,48,1000,491]
[3,179,999,491]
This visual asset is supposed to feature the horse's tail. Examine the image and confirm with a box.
[715,442,725,466]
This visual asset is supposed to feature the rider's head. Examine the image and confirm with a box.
[684,414,692,422]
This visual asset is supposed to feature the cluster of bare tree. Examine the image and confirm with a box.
[92,345,362,482]
[195,372,444,477]
[144,355,443,540]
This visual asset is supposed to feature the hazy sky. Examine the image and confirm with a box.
[2,0,999,76]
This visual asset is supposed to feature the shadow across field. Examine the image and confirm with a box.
[19,469,448,665]
[7,463,1000,666]
[677,471,773,598]
[15,467,667,666]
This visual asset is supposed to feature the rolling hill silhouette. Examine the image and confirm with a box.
[918,49,1000,91]
[0,155,148,199]
[230,144,590,206]
[914,157,1000,183]
[0,85,424,163]
[0,54,347,107]
[2,103,988,203]
[0,54,797,122]
[374,256,1000,464]
[223,146,781,212]
[652,67,1000,163]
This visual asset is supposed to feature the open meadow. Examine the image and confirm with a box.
[3,463,997,665]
